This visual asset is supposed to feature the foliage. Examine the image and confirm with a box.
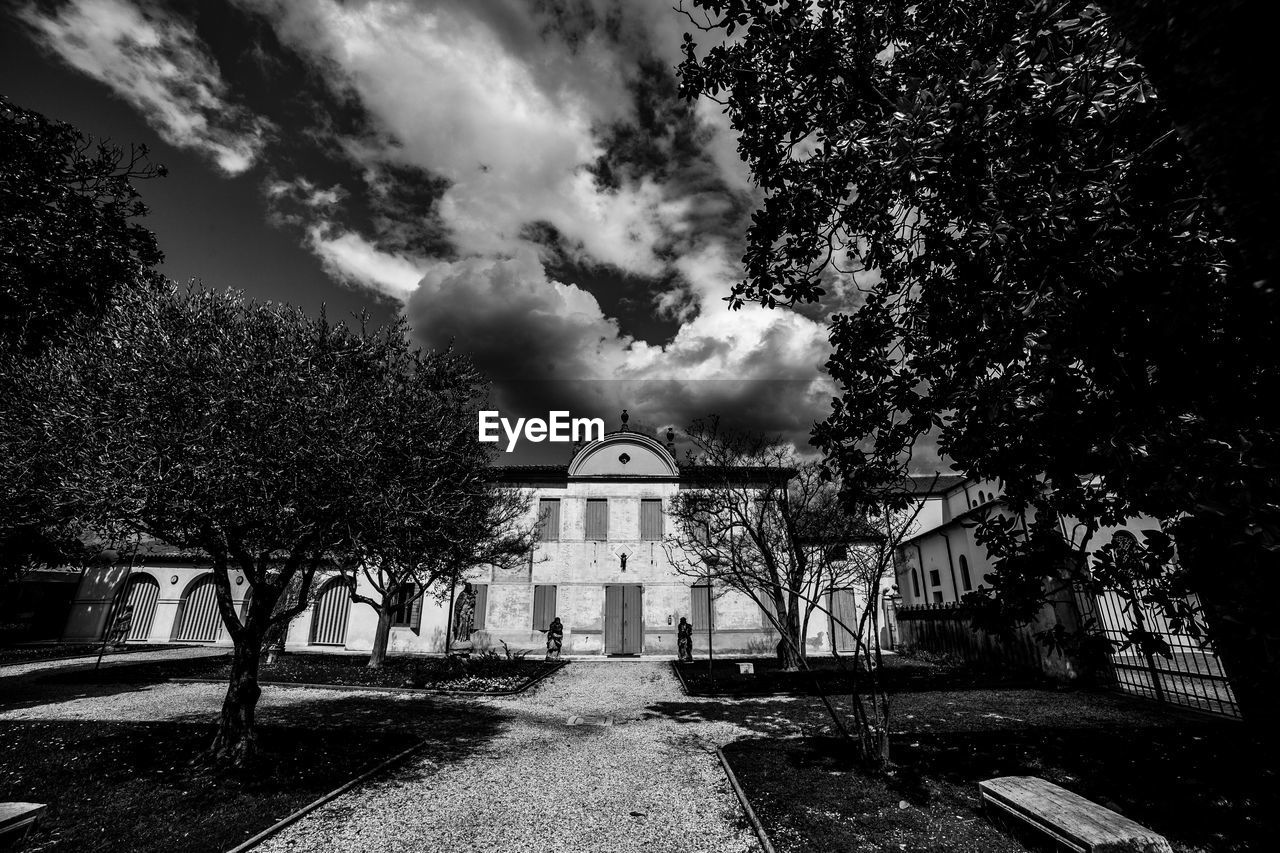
[333,337,535,668]
[664,417,878,671]
[0,96,165,353]
[4,282,491,764]
[677,0,1279,722]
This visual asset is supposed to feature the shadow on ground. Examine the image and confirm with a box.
[2,693,506,853]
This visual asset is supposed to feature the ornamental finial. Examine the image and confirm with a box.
[620,408,629,428]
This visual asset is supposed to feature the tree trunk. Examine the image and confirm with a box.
[211,639,262,767]
[776,600,804,670]
[368,605,392,669]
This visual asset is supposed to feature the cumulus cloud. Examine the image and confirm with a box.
[240,0,691,275]
[18,0,272,175]
[403,241,836,449]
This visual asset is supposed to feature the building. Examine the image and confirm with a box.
[893,474,1166,608]
[60,421,890,658]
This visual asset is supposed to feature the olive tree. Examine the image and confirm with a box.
[9,282,491,765]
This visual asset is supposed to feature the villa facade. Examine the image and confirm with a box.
[60,426,885,657]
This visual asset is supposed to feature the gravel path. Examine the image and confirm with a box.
[257,661,771,853]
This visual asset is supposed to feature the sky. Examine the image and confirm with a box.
[2,0,856,464]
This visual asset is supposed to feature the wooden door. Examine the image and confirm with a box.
[604,584,644,655]
[831,588,860,653]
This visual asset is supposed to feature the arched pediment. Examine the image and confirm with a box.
[568,432,679,478]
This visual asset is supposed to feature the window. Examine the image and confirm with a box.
[640,499,663,540]
[911,569,921,598]
[826,544,848,562]
[689,496,711,544]
[690,584,711,627]
[959,555,972,592]
[532,584,557,629]
[929,569,942,589]
[978,490,986,503]
[471,584,488,630]
[585,499,608,540]
[390,582,415,627]
[1111,530,1140,570]
[537,499,561,541]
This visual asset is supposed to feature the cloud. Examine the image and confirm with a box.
[239,0,691,275]
[402,241,835,449]
[18,0,271,175]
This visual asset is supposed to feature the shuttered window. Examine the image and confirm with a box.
[390,583,415,627]
[690,584,711,628]
[538,499,561,541]
[585,499,608,540]
[532,584,557,630]
[640,499,662,540]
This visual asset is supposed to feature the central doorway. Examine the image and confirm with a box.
[604,584,643,655]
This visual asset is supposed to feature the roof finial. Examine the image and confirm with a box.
[620,408,629,429]
[665,427,675,447]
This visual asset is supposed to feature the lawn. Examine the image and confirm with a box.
[39,650,563,694]
[674,652,1047,697]
[660,658,1275,853]
[0,643,184,667]
[1,698,504,853]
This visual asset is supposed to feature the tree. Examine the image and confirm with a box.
[8,282,490,765]
[677,0,1279,726]
[664,418,878,670]
[1,98,165,590]
[340,361,537,668]
[1,96,165,354]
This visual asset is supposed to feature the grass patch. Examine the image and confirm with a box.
[0,644,184,667]
[42,651,563,694]
[715,688,1274,853]
[676,654,1046,697]
[2,698,502,853]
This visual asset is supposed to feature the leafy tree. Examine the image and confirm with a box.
[339,354,537,668]
[1,98,165,589]
[8,282,492,765]
[664,418,879,671]
[1,96,165,353]
[677,0,1279,725]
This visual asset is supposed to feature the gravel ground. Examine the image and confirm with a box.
[256,661,768,853]
[0,645,225,680]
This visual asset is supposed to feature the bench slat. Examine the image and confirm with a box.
[979,777,1172,853]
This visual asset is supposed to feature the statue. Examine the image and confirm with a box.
[541,616,564,661]
[453,581,477,644]
[677,616,693,662]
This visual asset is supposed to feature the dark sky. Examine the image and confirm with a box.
[1,0,902,465]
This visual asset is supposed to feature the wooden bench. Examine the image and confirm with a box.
[0,802,47,847]
[979,776,1172,853]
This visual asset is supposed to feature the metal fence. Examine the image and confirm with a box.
[1082,587,1240,718]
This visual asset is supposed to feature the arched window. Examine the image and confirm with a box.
[978,490,986,503]
[174,574,221,642]
[309,577,353,646]
[959,555,972,592]
[911,568,921,598]
[123,574,160,641]
[1111,530,1140,570]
